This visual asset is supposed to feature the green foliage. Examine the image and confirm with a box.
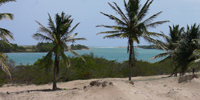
[0,54,175,86]
[97,0,169,80]
[0,41,89,53]
[137,45,161,49]
[173,24,200,75]
[0,70,7,87]
[10,64,53,85]
[71,44,89,50]
[33,12,86,90]
[35,42,89,52]
[36,42,54,52]
[0,40,26,52]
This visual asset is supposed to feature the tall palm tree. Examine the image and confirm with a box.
[152,25,184,76]
[97,0,169,80]
[33,12,86,90]
[0,0,15,77]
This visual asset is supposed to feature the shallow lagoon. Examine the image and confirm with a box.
[5,48,165,65]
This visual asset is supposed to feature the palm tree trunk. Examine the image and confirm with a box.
[169,65,178,77]
[169,58,177,77]
[128,39,134,81]
[174,63,177,77]
[53,54,58,90]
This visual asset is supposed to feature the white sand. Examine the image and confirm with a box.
[0,75,200,100]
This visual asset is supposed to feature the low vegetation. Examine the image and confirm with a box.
[0,53,178,86]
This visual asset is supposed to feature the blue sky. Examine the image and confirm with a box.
[1,0,200,47]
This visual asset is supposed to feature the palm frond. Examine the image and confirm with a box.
[147,32,166,38]
[68,46,86,62]
[96,25,126,31]
[48,13,56,32]
[35,21,52,37]
[151,52,169,59]
[0,13,13,20]
[188,58,200,71]
[68,23,80,34]
[108,2,128,23]
[142,11,162,24]
[146,20,169,28]
[96,31,121,35]
[100,12,126,26]
[60,51,70,68]
[39,50,54,70]
[33,33,53,41]
[0,53,11,77]
[132,35,140,44]
[103,34,122,39]
[143,36,168,51]
[137,0,152,21]
[0,0,15,6]
[154,56,171,63]
[0,27,13,43]
[60,20,73,36]
[65,38,86,43]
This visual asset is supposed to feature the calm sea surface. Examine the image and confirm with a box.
[5,48,165,65]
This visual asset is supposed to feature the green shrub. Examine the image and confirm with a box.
[0,53,177,86]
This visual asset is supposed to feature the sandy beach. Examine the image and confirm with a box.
[0,75,200,100]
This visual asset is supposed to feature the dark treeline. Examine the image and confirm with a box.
[0,40,26,52]
[137,45,161,49]
[0,41,89,52]
[35,42,89,52]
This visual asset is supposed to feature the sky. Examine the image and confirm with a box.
[1,0,200,47]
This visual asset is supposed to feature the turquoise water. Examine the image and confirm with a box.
[5,48,165,65]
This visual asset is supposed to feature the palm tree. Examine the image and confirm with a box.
[173,24,200,76]
[0,0,15,43]
[97,0,169,81]
[0,0,15,77]
[152,25,184,76]
[33,12,86,90]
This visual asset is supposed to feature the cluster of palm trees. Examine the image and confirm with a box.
[1,0,200,90]
[152,24,200,76]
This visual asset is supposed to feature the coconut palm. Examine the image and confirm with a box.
[151,25,184,76]
[97,0,169,80]
[33,12,86,90]
[173,24,200,75]
[0,0,15,77]
[0,0,15,43]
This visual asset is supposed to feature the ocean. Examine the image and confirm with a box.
[5,47,166,65]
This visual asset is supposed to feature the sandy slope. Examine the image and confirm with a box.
[0,75,200,100]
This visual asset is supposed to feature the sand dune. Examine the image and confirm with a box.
[0,75,200,100]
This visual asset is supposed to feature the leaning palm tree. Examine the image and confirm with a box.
[33,12,86,90]
[97,0,169,80]
[0,0,15,77]
[152,25,184,76]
